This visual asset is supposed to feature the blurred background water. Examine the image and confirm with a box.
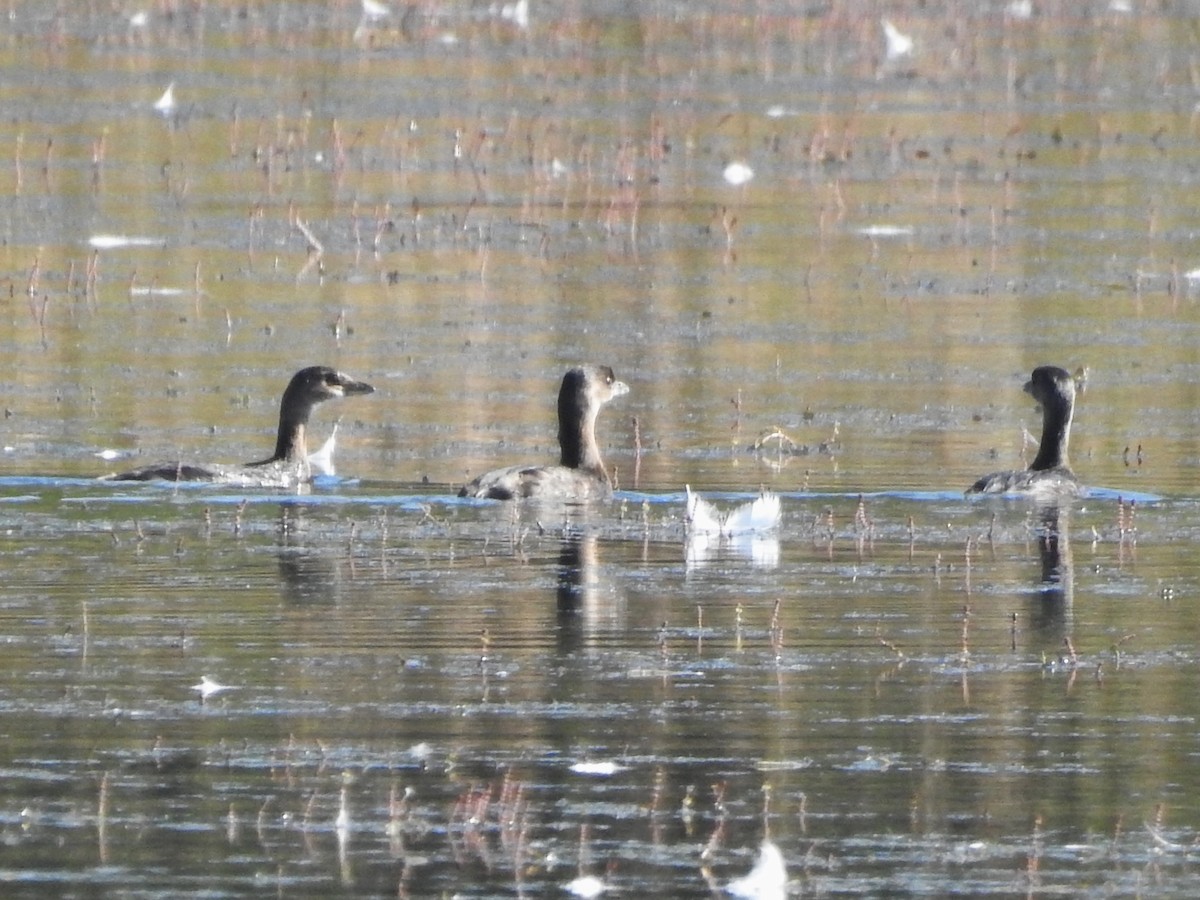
[2,0,1200,896]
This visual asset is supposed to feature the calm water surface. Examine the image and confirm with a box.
[3,0,1200,896]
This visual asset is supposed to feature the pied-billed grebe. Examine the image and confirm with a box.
[966,365,1081,498]
[104,366,374,487]
[459,364,629,501]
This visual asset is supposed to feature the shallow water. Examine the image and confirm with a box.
[3,479,1197,896]
[4,0,1200,896]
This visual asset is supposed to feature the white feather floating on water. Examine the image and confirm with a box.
[498,0,530,29]
[722,160,755,186]
[685,486,781,538]
[129,286,187,297]
[569,760,628,776]
[1006,0,1033,19]
[881,18,913,60]
[856,224,913,238]
[564,874,606,898]
[88,234,166,250]
[361,0,390,21]
[725,839,787,899]
[192,675,236,700]
[153,81,177,115]
[685,488,781,568]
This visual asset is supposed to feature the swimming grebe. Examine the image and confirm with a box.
[966,365,1081,498]
[458,364,629,501]
[105,366,375,487]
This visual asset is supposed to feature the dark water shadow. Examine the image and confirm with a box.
[554,532,626,656]
[1028,504,1074,643]
[275,505,355,606]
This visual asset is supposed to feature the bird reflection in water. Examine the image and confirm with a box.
[1028,504,1074,644]
[556,532,625,653]
[276,505,355,606]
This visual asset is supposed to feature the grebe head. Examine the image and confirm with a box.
[557,365,629,470]
[282,366,376,414]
